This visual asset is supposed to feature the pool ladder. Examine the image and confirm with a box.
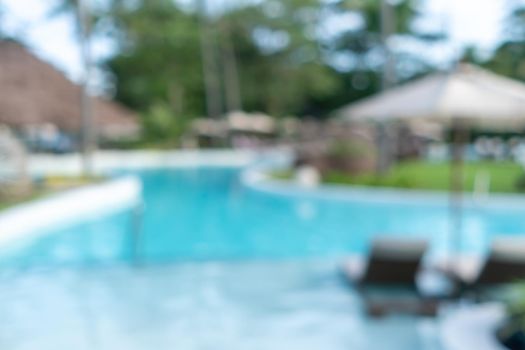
[473,170,491,202]
[131,200,144,265]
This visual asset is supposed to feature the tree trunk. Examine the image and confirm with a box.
[76,0,95,176]
[221,23,242,112]
[448,120,468,270]
[198,0,222,119]
[375,0,397,175]
[380,0,396,90]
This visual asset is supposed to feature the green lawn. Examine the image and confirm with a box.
[0,175,105,212]
[0,192,42,211]
[275,161,525,193]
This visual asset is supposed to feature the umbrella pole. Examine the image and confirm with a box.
[449,121,467,275]
[375,122,390,175]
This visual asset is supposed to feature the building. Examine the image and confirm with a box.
[0,40,139,149]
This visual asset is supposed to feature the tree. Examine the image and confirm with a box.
[329,0,444,84]
[106,0,340,119]
[50,0,103,174]
[483,6,525,81]
[107,0,204,114]
[83,0,446,144]
[0,4,5,38]
[218,0,341,117]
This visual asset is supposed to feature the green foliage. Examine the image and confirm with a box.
[142,102,189,146]
[211,0,343,116]
[330,0,441,83]
[0,175,104,212]
[107,0,204,115]
[49,0,446,143]
[328,139,375,159]
[516,173,525,192]
[274,161,525,193]
[508,283,525,314]
[498,282,525,341]
[101,0,436,120]
[480,6,525,81]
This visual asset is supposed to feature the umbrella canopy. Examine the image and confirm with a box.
[337,64,525,269]
[338,64,525,126]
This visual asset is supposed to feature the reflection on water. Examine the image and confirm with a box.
[0,261,441,350]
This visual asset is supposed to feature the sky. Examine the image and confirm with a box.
[0,0,517,85]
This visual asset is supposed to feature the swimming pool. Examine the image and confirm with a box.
[1,164,524,349]
[3,166,525,266]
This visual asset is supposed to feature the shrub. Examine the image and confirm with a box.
[497,283,525,349]
[142,102,190,147]
[515,174,525,192]
[325,137,377,175]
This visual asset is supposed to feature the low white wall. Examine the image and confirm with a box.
[0,176,142,246]
[1,149,289,247]
[242,161,525,210]
[29,149,266,176]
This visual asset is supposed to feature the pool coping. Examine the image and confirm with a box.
[4,148,525,252]
[0,149,286,247]
[0,176,142,247]
[241,162,525,210]
[28,149,273,176]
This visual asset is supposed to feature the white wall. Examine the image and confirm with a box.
[28,149,263,176]
[0,176,141,246]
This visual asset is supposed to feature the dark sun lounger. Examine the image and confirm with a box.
[342,237,436,317]
[453,238,525,300]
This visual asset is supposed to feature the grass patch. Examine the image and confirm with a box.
[0,175,105,212]
[275,161,525,193]
[40,175,105,190]
[0,192,42,212]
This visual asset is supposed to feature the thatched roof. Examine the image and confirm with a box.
[0,40,139,138]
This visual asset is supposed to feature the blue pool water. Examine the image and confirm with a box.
[3,166,525,266]
[0,261,441,350]
[1,165,524,349]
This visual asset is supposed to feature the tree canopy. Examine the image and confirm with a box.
[97,0,442,120]
[483,6,525,81]
[45,0,484,144]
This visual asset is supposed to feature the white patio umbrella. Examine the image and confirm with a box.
[339,64,525,125]
[338,63,525,267]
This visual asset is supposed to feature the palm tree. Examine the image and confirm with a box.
[76,0,95,176]
[220,19,242,113]
[51,0,95,175]
[197,0,223,119]
[376,0,397,174]
[0,5,5,38]
[380,0,396,90]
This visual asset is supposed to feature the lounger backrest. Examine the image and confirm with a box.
[476,238,525,285]
[361,238,427,285]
